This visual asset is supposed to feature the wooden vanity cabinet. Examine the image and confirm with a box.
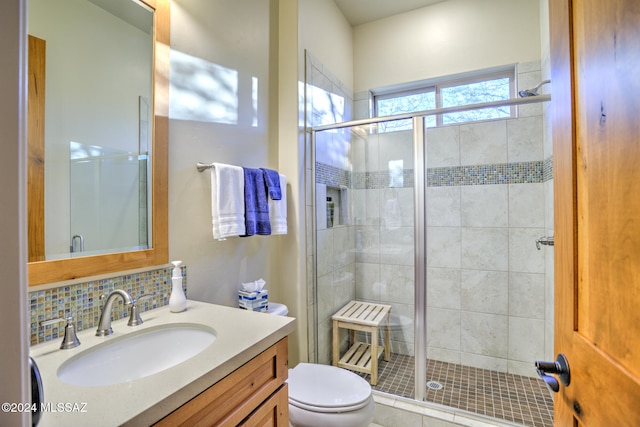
[154,337,289,427]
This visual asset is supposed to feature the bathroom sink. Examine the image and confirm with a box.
[57,323,216,387]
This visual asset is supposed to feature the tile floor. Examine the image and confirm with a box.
[358,353,554,427]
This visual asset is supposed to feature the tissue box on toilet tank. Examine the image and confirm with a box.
[238,289,268,312]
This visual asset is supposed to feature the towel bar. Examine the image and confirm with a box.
[196,162,215,172]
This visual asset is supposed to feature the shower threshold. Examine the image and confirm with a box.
[357,353,554,427]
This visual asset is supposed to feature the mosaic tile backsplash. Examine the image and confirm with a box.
[29,266,186,346]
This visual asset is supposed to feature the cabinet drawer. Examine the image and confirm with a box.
[155,337,288,427]
[239,384,288,427]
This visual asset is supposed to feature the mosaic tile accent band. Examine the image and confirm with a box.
[427,161,544,187]
[352,169,415,189]
[543,156,553,182]
[29,266,185,346]
[315,162,351,188]
[317,157,553,190]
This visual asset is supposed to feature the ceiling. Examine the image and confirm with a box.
[333,0,447,26]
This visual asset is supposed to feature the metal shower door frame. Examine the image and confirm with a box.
[309,115,430,400]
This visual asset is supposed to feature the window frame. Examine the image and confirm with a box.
[372,65,516,128]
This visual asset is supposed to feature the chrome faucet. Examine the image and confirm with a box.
[96,289,133,336]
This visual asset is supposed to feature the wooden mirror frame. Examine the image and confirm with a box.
[27,0,169,286]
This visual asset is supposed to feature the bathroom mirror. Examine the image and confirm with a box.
[27,0,169,286]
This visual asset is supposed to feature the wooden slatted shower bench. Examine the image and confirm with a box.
[332,300,391,386]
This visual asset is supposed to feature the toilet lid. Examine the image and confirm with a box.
[287,363,371,410]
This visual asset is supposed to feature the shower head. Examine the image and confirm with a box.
[518,79,551,97]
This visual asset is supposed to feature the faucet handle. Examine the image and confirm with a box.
[41,316,81,350]
[128,294,154,326]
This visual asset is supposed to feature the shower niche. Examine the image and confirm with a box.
[316,185,347,229]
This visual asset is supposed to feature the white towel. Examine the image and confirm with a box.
[269,174,287,235]
[211,163,246,240]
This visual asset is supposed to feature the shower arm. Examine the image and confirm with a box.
[519,80,551,97]
[532,79,551,92]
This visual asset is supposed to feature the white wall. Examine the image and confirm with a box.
[353,0,541,92]
[275,0,307,365]
[539,0,550,64]
[0,0,30,425]
[168,0,274,306]
[298,0,353,93]
[169,0,306,365]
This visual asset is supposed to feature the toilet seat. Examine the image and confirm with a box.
[289,397,371,413]
[288,363,372,413]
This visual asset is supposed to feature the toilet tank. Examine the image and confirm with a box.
[268,302,288,316]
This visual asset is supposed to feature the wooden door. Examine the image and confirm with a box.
[551,0,640,425]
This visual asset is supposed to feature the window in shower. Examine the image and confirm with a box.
[373,66,515,131]
[376,89,437,132]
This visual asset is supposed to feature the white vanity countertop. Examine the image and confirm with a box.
[29,300,296,427]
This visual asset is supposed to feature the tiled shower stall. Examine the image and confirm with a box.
[314,112,549,375]
[306,53,554,426]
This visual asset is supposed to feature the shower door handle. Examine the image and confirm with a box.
[535,354,570,393]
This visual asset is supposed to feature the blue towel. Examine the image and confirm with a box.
[260,168,282,200]
[242,168,271,236]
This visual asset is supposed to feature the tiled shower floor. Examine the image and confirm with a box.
[358,353,554,427]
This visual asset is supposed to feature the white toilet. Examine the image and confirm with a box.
[267,302,289,316]
[267,302,375,427]
[287,363,374,427]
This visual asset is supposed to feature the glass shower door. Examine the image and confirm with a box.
[313,117,426,399]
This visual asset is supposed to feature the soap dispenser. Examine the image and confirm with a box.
[169,260,187,312]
